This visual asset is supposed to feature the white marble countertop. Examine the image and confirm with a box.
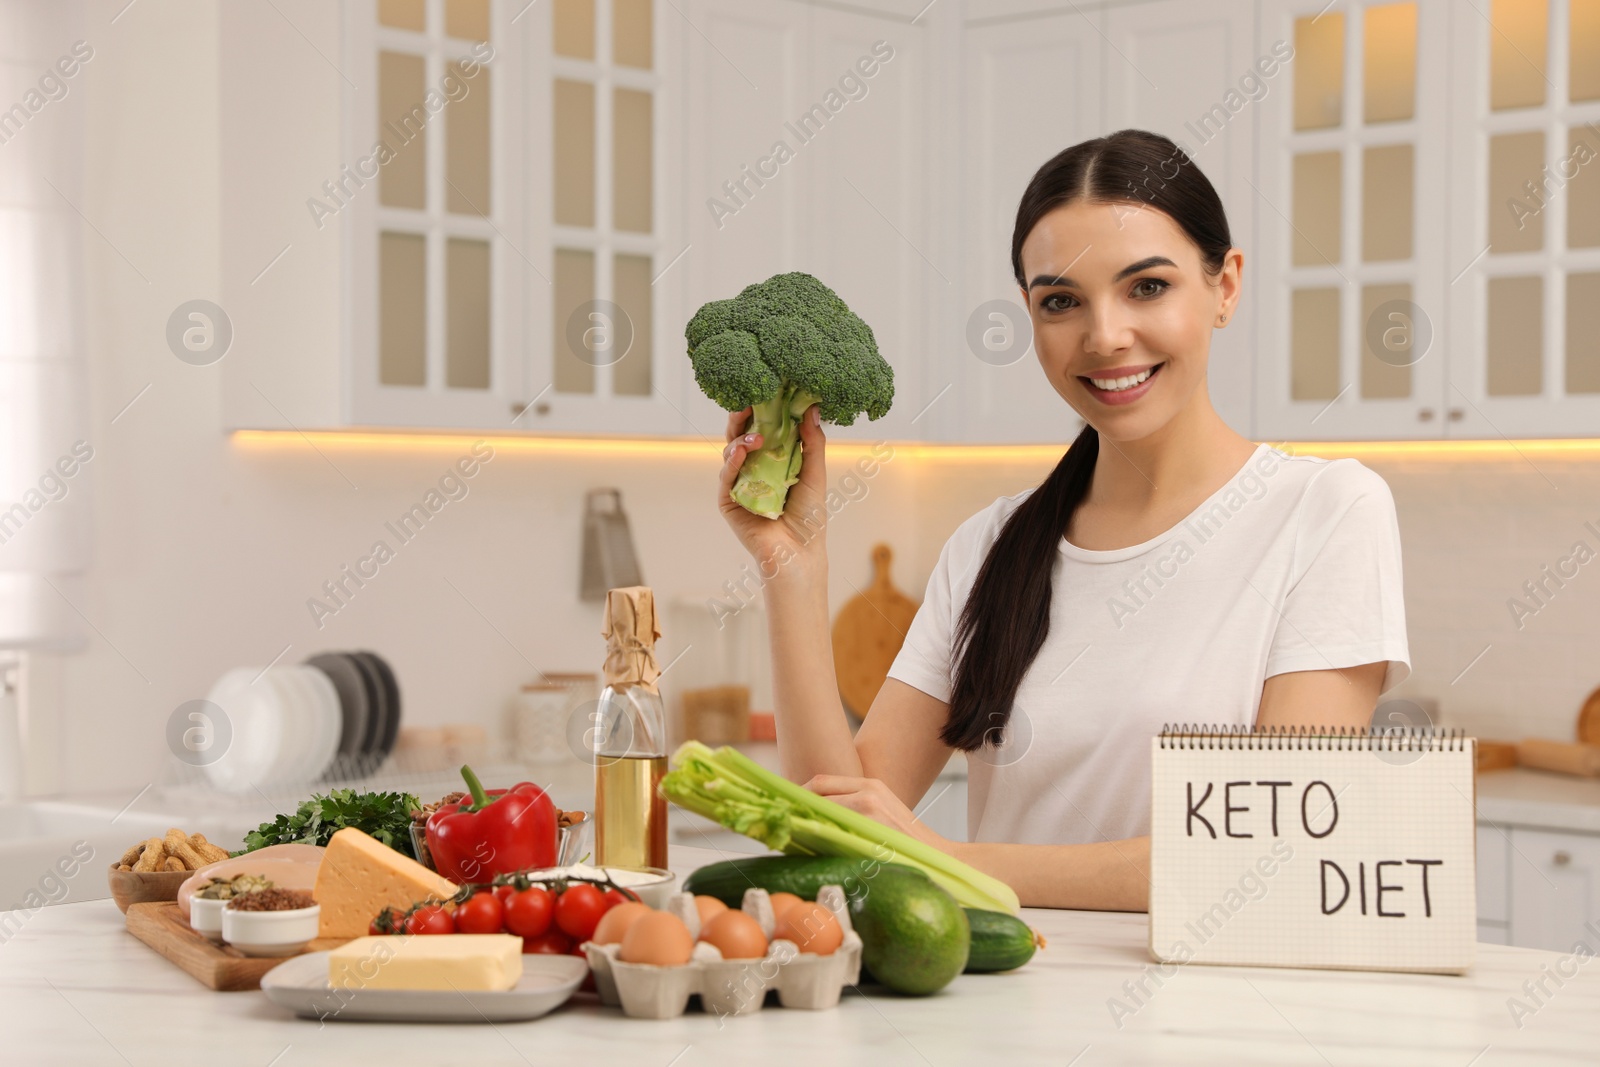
[1476,767,1600,834]
[2,844,1596,1065]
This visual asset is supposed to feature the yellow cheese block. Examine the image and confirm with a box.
[328,934,524,992]
[312,827,458,939]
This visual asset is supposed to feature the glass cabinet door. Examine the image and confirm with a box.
[1255,0,1449,440]
[521,0,685,435]
[1446,0,1600,437]
[349,0,521,428]
[340,0,684,433]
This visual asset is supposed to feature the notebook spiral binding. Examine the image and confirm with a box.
[1158,724,1469,751]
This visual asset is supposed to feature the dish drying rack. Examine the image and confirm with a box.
[151,740,595,826]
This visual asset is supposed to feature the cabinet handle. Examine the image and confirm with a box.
[1554,850,1572,866]
[1418,408,1436,422]
[1447,408,1464,421]
[511,401,552,418]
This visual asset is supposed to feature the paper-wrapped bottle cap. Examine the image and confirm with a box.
[601,586,661,692]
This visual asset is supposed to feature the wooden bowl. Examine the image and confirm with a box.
[108,863,192,914]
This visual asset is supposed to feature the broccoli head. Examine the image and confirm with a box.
[685,272,894,518]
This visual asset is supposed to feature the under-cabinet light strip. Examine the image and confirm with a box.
[230,430,1600,461]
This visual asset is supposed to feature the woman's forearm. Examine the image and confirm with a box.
[951,836,1151,911]
[762,562,863,782]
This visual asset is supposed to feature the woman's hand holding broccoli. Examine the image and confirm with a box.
[718,401,832,571]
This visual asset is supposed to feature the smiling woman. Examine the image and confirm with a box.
[714,129,1411,912]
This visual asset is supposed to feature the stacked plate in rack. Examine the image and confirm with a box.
[200,650,402,793]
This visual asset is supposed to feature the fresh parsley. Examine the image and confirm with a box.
[237,788,422,858]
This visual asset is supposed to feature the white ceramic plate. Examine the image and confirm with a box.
[262,667,310,788]
[260,951,589,1023]
[271,665,330,785]
[295,664,343,781]
[202,668,281,793]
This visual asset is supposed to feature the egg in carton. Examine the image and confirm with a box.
[583,884,863,1019]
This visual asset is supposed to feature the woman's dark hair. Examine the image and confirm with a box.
[940,129,1234,752]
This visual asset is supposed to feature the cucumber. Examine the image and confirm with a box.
[963,908,1039,973]
[683,854,927,908]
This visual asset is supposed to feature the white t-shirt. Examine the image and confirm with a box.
[885,444,1411,846]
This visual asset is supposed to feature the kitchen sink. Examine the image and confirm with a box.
[0,799,184,910]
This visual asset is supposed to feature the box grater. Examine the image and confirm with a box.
[580,488,644,601]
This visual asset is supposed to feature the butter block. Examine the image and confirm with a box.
[328,935,524,992]
[312,827,458,939]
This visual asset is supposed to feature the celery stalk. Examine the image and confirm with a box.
[660,741,1021,914]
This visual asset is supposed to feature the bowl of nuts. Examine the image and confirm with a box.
[108,829,233,914]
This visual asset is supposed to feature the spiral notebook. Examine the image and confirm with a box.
[1149,726,1477,975]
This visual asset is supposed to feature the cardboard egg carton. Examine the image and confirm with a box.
[583,884,862,1019]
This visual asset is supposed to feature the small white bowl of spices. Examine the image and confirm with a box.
[221,888,320,957]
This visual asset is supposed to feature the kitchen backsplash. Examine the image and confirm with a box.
[26,436,1600,793]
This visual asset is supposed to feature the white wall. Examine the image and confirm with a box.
[20,0,1600,794]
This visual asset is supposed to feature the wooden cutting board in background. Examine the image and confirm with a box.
[832,543,919,720]
[1578,685,1600,745]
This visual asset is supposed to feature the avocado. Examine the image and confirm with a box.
[848,866,970,995]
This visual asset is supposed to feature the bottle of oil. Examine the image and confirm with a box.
[593,586,668,869]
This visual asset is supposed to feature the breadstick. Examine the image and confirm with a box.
[131,838,165,872]
[164,828,206,870]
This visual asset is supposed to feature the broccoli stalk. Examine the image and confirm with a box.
[734,382,823,516]
[684,272,894,519]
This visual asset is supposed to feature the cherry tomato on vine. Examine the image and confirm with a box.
[522,930,573,954]
[493,884,516,905]
[602,887,633,910]
[555,883,608,942]
[504,886,554,938]
[405,904,455,935]
[455,890,505,935]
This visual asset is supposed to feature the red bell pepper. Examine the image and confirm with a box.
[425,765,558,884]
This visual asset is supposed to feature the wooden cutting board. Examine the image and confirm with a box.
[832,543,919,720]
[125,902,347,991]
[1578,685,1600,745]
[1516,738,1600,778]
[1476,739,1517,774]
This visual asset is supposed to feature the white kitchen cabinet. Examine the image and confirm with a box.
[1507,826,1600,953]
[1477,822,1510,924]
[947,0,1258,444]
[1102,0,1259,439]
[676,0,933,444]
[1478,921,1511,945]
[1444,0,1600,438]
[1252,0,1452,441]
[946,8,1104,444]
[219,0,688,436]
[1254,0,1600,441]
[214,0,1600,443]
[1477,821,1512,945]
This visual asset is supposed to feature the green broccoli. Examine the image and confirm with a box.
[685,272,894,518]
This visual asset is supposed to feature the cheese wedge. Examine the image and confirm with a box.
[328,934,524,992]
[312,827,458,939]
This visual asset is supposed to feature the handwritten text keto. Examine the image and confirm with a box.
[1185,778,1446,919]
